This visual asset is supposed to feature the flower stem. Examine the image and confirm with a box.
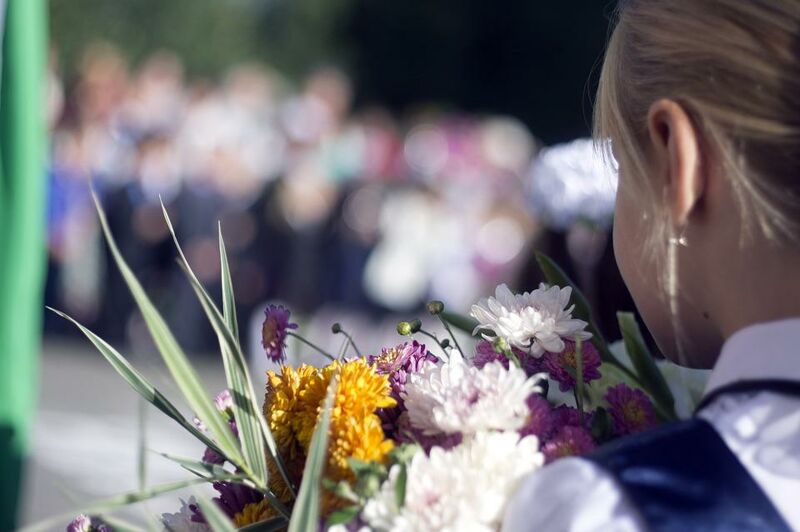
[288,332,335,361]
[338,329,362,358]
[438,316,464,357]
[417,327,449,361]
[574,339,586,426]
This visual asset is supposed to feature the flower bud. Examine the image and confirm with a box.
[427,300,445,315]
[409,319,422,333]
[397,321,413,336]
[331,322,342,334]
[440,338,450,349]
[492,336,510,353]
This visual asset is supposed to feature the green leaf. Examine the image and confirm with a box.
[394,465,408,508]
[326,506,361,527]
[47,307,228,460]
[194,495,237,532]
[22,476,243,532]
[137,398,147,492]
[573,339,585,423]
[440,311,480,336]
[92,192,244,469]
[535,252,640,381]
[161,202,267,489]
[535,252,603,342]
[323,479,360,503]
[157,452,233,479]
[617,312,677,421]
[589,407,615,444]
[288,374,338,532]
[388,443,421,465]
[219,223,240,343]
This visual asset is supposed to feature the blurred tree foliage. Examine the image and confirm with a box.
[50,0,267,81]
[50,0,615,141]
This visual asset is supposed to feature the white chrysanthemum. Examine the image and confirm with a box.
[402,350,543,435]
[362,432,544,532]
[161,497,211,532]
[470,283,591,356]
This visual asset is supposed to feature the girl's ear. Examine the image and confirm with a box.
[646,99,704,229]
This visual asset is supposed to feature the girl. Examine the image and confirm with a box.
[505,1,800,530]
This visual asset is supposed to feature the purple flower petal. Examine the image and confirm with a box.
[261,304,298,363]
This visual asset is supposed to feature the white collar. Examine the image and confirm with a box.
[705,317,800,397]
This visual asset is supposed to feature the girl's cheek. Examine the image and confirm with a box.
[612,186,638,284]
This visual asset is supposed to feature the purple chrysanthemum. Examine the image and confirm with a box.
[261,304,298,363]
[368,341,438,438]
[541,339,601,392]
[67,515,110,532]
[542,425,596,463]
[551,404,591,429]
[394,412,463,453]
[211,481,264,519]
[605,383,658,436]
[473,340,510,369]
[369,341,438,397]
[198,400,239,465]
[519,394,555,439]
[473,340,543,376]
[214,389,234,415]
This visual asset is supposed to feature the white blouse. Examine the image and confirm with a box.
[503,318,800,531]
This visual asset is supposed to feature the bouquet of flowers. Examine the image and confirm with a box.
[52,195,681,532]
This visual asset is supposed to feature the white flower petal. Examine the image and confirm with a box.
[470,283,592,356]
[362,432,544,532]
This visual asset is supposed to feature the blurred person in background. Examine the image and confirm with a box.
[44,41,631,356]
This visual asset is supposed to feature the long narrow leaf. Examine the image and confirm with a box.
[161,202,267,489]
[158,452,234,480]
[440,311,479,336]
[535,252,638,382]
[535,252,599,337]
[48,307,227,459]
[92,192,244,468]
[23,475,243,532]
[617,312,677,420]
[138,398,148,492]
[194,495,237,532]
[288,375,338,532]
[219,223,239,343]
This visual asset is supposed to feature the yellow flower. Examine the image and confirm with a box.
[262,358,397,516]
[233,499,273,527]
[263,364,322,461]
[328,412,395,480]
[292,360,396,450]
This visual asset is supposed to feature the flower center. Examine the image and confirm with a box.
[560,350,577,370]
[262,318,279,346]
[622,402,646,426]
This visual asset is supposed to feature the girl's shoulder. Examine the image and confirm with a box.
[504,412,794,532]
[503,455,644,532]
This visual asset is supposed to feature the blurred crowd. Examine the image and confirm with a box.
[44,42,627,354]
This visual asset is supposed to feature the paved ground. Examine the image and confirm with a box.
[21,340,229,529]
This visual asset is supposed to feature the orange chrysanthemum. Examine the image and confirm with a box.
[263,364,322,461]
[233,499,273,527]
[262,358,397,516]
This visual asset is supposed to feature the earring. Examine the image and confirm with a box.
[668,231,688,247]
[666,227,688,364]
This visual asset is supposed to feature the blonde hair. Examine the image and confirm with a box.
[595,0,800,248]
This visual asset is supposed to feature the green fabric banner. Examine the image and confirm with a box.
[0,0,47,527]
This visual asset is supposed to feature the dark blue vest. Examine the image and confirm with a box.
[588,383,795,531]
